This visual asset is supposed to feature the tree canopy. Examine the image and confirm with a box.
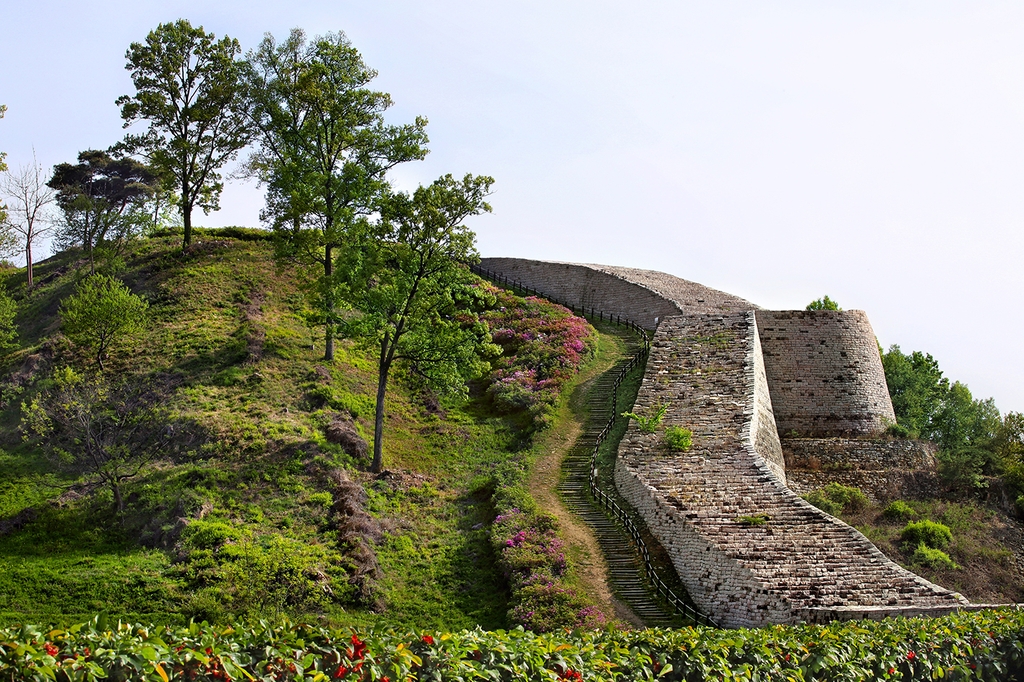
[48,150,160,272]
[60,273,149,371]
[806,295,841,311]
[339,173,497,472]
[244,29,429,361]
[117,19,252,249]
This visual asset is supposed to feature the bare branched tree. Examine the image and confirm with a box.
[1,152,55,289]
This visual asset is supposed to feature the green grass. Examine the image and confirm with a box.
[0,232,610,630]
[843,498,1024,603]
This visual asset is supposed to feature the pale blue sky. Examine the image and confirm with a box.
[3,1,1023,412]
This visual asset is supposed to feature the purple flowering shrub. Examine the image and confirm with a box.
[493,508,607,632]
[481,286,597,430]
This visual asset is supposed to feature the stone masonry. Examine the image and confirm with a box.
[613,314,966,627]
[478,257,988,626]
[479,258,756,329]
[756,311,896,437]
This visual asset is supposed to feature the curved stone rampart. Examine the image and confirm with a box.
[614,314,966,627]
[755,310,896,437]
[478,258,755,329]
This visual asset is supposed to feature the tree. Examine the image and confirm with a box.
[22,367,177,515]
[882,345,948,438]
[244,29,429,361]
[48,150,160,273]
[60,273,148,370]
[806,295,841,311]
[1,152,55,289]
[117,19,252,249]
[0,104,9,243]
[339,174,495,472]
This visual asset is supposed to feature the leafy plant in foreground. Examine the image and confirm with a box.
[622,403,668,434]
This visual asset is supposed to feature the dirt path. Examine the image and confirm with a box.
[528,331,644,627]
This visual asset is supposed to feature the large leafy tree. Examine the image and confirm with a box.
[22,367,178,516]
[117,19,252,249]
[882,344,948,438]
[340,174,497,472]
[244,29,429,361]
[0,153,56,289]
[48,150,160,273]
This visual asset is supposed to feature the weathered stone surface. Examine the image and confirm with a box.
[478,258,755,329]
[614,314,966,628]
[783,438,941,502]
[756,310,896,437]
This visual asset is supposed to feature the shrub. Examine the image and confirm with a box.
[491,508,605,631]
[802,483,868,516]
[622,403,668,434]
[806,295,841,311]
[901,519,953,550]
[802,490,842,516]
[664,425,693,452]
[882,500,916,522]
[482,285,596,431]
[60,273,148,370]
[887,422,911,438]
[911,542,959,570]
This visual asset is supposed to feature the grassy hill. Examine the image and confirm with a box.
[0,230,615,630]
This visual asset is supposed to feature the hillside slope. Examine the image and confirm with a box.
[0,232,605,629]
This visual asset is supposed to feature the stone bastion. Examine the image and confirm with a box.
[479,257,995,627]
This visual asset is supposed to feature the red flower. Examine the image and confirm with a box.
[381,678,390,682]
[421,635,435,645]
[907,651,916,660]
[333,665,349,678]
[888,668,896,675]
[43,643,59,657]
[205,647,213,655]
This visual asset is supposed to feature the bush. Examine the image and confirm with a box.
[882,500,916,522]
[803,490,842,516]
[622,403,668,434]
[901,519,953,550]
[887,422,911,438]
[911,542,959,570]
[802,483,868,516]
[664,425,693,452]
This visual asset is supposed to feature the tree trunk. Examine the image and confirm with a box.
[371,355,390,473]
[25,239,33,291]
[324,244,335,361]
[182,193,193,249]
[111,480,123,515]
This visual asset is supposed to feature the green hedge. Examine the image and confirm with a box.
[2,609,1024,680]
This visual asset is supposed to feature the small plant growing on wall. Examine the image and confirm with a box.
[664,425,693,452]
[622,403,668,433]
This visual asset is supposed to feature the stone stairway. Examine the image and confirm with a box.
[556,328,691,628]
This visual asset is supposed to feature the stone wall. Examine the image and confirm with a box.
[783,438,941,502]
[478,258,755,329]
[614,313,966,628]
[755,310,897,437]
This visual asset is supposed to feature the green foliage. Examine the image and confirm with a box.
[805,295,841,311]
[664,425,693,452]
[20,367,178,515]
[911,542,959,570]
[339,174,495,472]
[47,150,160,272]
[0,285,16,352]
[882,500,916,522]
[738,514,769,526]
[802,483,868,517]
[622,402,669,434]
[901,519,953,549]
[117,19,252,248]
[60,273,148,370]
[3,609,1024,680]
[245,28,428,362]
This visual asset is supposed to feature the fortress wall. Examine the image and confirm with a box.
[478,258,757,328]
[479,258,683,329]
[755,310,896,437]
[783,438,941,502]
[614,313,965,628]
[750,319,786,482]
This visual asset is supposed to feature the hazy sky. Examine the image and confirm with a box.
[3,1,1023,412]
